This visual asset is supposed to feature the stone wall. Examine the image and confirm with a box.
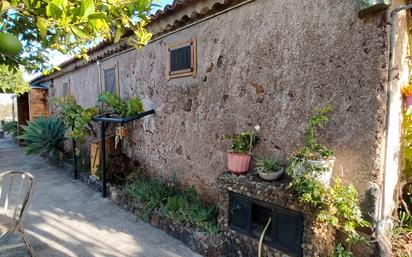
[49,0,389,210]
[217,172,335,257]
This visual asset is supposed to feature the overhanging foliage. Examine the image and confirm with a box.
[0,0,155,73]
[0,64,30,95]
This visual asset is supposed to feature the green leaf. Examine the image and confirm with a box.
[9,0,18,8]
[70,26,90,39]
[87,12,108,20]
[22,0,31,9]
[113,27,123,43]
[46,2,62,19]
[81,0,95,18]
[0,1,11,16]
[36,17,49,39]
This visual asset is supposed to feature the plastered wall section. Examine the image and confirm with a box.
[50,0,390,209]
[380,0,410,221]
[51,64,100,108]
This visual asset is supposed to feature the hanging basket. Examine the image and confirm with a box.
[116,126,128,138]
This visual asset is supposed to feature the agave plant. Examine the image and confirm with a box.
[18,116,68,156]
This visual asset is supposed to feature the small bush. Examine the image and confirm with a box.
[18,116,67,156]
[2,121,18,138]
[123,174,178,221]
[163,187,219,234]
[123,172,218,234]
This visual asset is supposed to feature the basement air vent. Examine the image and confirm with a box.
[229,192,303,257]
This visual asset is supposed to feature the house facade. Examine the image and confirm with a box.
[31,0,411,255]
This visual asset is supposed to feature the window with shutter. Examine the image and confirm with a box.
[166,38,197,80]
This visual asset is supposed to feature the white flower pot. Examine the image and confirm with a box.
[292,157,335,186]
[258,169,285,181]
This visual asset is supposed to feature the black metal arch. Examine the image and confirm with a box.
[72,110,155,198]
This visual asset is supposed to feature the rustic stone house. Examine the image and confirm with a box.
[30,0,411,255]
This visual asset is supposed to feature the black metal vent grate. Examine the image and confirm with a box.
[229,192,303,257]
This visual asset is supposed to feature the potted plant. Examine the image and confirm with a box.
[401,79,412,109]
[98,92,144,149]
[288,105,335,185]
[255,156,285,181]
[225,126,260,174]
[115,125,128,148]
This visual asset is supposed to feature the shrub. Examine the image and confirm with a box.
[2,121,18,138]
[50,96,97,143]
[287,105,369,255]
[163,187,219,234]
[98,92,144,118]
[123,172,218,234]
[18,116,67,156]
[123,174,178,221]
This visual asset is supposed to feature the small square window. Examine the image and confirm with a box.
[166,38,197,80]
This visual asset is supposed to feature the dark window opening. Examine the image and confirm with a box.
[104,67,116,95]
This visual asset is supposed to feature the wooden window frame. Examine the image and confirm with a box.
[166,37,197,80]
[102,63,120,96]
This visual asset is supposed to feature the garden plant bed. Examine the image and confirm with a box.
[44,155,342,257]
[44,156,231,256]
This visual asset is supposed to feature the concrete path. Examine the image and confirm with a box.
[0,137,202,257]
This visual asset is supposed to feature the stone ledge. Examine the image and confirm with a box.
[217,171,336,257]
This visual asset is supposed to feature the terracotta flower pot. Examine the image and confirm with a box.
[406,95,412,109]
[116,127,128,138]
[227,152,252,174]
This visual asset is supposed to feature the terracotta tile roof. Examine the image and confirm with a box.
[30,0,238,83]
[151,0,198,20]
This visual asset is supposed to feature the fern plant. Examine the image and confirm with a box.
[18,116,67,157]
